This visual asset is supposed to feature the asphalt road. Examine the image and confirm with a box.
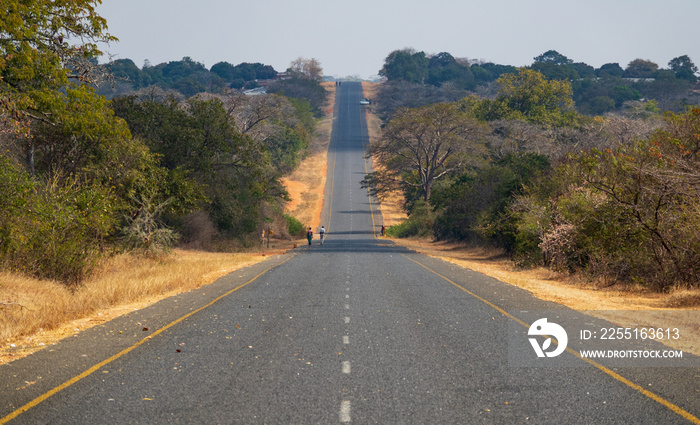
[1,82,698,424]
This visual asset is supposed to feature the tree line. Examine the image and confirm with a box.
[97,57,329,117]
[378,48,699,117]
[0,0,324,284]
[367,54,700,290]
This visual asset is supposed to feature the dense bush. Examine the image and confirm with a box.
[512,108,700,288]
[284,214,306,238]
[432,153,551,250]
[385,201,434,238]
[0,157,116,284]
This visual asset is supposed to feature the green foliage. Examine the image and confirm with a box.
[0,156,117,284]
[470,63,517,85]
[111,94,288,239]
[476,68,579,127]
[623,59,659,78]
[0,0,116,133]
[533,50,573,65]
[427,52,474,89]
[284,214,306,238]
[510,108,700,288]
[380,49,429,84]
[211,61,276,84]
[596,63,624,78]
[267,77,328,117]
[381,49,508,89]
[432,153,551,250]
[668,55,698,82]
[265,125,308,174]
[385,200,434,238]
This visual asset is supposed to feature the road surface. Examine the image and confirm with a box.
[1,82,698,424]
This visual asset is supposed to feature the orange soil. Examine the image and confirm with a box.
[280,82,335,231]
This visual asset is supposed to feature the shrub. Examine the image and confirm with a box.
[284,214,306,238]
[0,157,117,284]
[386,200,434,238]
[121,194,179,255]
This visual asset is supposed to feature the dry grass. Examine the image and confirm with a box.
[389,237,700,355]
[280,82,335,230]
[0,248,286,364]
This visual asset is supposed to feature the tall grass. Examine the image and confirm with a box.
[0,250,261,345]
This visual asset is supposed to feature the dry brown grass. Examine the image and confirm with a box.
[0,248,286,364]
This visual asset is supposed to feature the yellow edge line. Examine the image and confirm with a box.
[0,255,293,424]
[401,253,700,425]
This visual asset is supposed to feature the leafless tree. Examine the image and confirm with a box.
[365,102,488,201]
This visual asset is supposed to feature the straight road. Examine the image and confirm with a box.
[1,82,698,424]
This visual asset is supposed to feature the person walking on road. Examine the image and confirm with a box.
[319,226,326,245]
[307,227,313,245]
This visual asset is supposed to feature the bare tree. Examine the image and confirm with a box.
[288,57,323,82]
[364,102,488,201]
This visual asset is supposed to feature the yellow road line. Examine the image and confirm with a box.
[401,254,700,425]
[0,255,293,424]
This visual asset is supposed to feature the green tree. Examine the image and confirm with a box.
[111,95,287,238]
[432,153,551,248]
[668,55,698,82]
[477,68,578,126]
[380,49,429,84]
[623,59,659,78]
[533,50,573,65]
[596,63,624,78]
[426,52,474,89]
[0,0,116,133]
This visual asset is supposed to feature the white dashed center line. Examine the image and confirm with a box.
[343,335,350,345]
[342,361,351,374]
[340,400,351,422]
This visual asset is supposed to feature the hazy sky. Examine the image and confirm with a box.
[96,0,700,79]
